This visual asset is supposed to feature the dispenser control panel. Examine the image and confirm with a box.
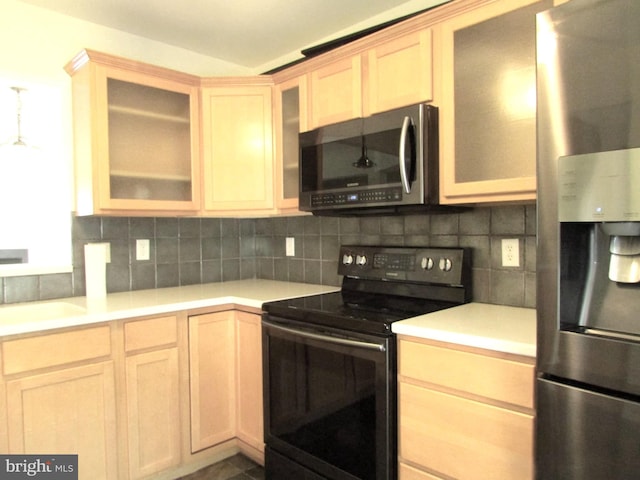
[559,148,640,222]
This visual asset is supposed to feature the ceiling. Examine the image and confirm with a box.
[17,0,447,71]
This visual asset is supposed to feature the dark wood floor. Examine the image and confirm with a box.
[179,454,264,480]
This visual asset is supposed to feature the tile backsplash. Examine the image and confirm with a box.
[0,204,537,308]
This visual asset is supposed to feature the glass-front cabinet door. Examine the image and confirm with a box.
[65,50,201,215]
[439,0,553,204]
[274,75,306,212]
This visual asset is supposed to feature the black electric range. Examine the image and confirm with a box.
[261,245,471,480]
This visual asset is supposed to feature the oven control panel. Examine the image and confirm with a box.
[338,245,468,285]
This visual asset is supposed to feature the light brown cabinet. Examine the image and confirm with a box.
[438,0,553,204]
[235,311,264,458]
[0,306,266,479]
[201,81,276,215]
[64,0,552,217]
[65,49,202,216]
[364,29,434,116]
[307,55,363,130]
[273,75,307,212]
[188,310,236,452]
[188,309,265,461]
[397,336,535,480]
[305,28,434,130]
[123,315,181,479]
[3,326,118,480]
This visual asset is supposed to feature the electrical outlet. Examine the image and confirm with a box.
[501,238,520,267]
[286,237,295,257]
[136,239,150,261]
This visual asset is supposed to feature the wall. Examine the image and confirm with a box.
[0,1,251,278]
[0,205,537,309]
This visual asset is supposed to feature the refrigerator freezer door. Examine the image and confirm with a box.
[536,377,640,479]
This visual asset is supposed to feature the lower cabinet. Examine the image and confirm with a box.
[188,310,264,462]
[124,315,181,478]
[397,336,535,480]
[0,307,265,480]
[3,326,118,480]
[235,311,264,457]
[188,310,236,452]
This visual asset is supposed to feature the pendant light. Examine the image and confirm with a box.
[1,86,39,158]
[9,86,28,147]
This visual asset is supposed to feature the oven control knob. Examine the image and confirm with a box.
[356,254,367,266]
[342,254,354,265]
[421,257,434,270]
[439,257,453,272]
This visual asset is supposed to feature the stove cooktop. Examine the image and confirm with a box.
[262,245,472,336]
[262,290,461,335]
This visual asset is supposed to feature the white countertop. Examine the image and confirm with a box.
[392,302,536,357]
[0,281,537,357]
[0,279,340,338]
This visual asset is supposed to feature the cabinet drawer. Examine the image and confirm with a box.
[2,326,111,375]
[399,382,533,480]
[124,315,178,352]
[399,462,443,480]
[398,339,534,409]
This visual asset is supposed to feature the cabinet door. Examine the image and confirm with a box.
[235,311,264,454]
[439,0,553,204]
[399,382,533,480]
[308,55,362,130]
[188,311,236,452]
[125,348,181,478]
[202,85,275,214]
[274,76,307,212]
[6,362,118,480]
[365,29,433,116]
[68,51,202,215]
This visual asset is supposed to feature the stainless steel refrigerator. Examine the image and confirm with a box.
[536,0,640,478]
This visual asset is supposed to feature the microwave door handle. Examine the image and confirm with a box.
[399,116,412,194]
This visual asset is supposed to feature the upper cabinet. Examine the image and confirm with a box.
[273,76,307,211]
[305,28,435,130]
[307,55,363,130]
[364,29,434,117]
[201,80,275,215]
[65,50,201,216]
[439,0,553,204]
[65,0,553,218]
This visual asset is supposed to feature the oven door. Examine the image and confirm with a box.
[262,315,396,480]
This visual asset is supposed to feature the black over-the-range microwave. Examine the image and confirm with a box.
[299,103,441,215]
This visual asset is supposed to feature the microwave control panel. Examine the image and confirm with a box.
[310,187,402,207]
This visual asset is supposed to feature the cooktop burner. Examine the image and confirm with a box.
[262,245,471,336]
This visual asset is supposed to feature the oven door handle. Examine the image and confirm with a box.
[263,320,387,352]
